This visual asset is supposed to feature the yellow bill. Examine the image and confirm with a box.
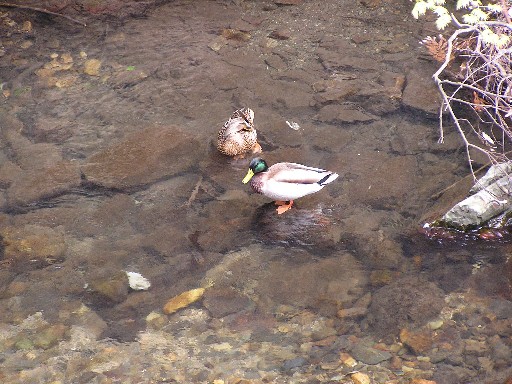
[242,169,254,184]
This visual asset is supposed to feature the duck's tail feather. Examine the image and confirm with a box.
[317,172,339,186]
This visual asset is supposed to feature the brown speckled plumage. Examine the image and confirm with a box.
[217,108,260,157]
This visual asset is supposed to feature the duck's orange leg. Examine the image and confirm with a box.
[275,200,294,214]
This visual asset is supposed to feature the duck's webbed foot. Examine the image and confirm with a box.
[275,200,294,214]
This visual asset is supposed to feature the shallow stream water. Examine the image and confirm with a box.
[0,1,511,383]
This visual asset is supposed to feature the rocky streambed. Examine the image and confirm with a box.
[0,0,511,383]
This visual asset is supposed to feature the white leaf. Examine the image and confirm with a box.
[456,0,471,9]
[433,5,449,16]
[480,28,508,47]
[471,7,489,21]
[496,34,510,48]
[412,1,428,19]
[463,13,479,24]
[486,3,502,13]
[435,12,452,29]
[285,121,301,130]
[126,271,151,290]
[480,28,497,45]
[480,132,494,146]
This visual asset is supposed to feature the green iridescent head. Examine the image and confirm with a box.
[242,158,268,183]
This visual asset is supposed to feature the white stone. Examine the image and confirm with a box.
[126,271,151,290]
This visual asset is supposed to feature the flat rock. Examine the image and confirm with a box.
[6,161,81,208]
[256,252,367,311]
[0,116,63,170]
[265,54,288,70]
[329,149,418,208]
[81,126,202,190]
[268,28,291,40]
[366,276,445,337]
[313,78,360,104]
[402,66,442,116]
[350,342,392,364]
[0,160,23,187]
[315,104,378,124]
[275,0,303,4]
[317,48,381,71]
[1,224,67,262]
[203,287,252,318]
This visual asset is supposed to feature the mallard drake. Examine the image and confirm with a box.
[242,157,339,214]
[217,108,262,158]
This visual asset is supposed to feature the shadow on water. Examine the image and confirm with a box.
[250,203,341,253]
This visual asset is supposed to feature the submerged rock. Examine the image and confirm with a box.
[402,66,442,116]
[400,328,434,354]
[82,126,202,190]
[89,272,129,304]
[83,59,101,76]
[366,276,445,338]
[33,324,68,349]
[203,287,252,318]
[163,287,206,315]
[315,104,379,124]
[256,252,367,312]
[6,161,81,208]
[350,341,392,364]
[1,224,68,262]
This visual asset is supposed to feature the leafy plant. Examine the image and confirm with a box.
[412,0,512,176]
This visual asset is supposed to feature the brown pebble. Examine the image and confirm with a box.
[389,355,402,370]
[337,306,368,319]
[351,372,370,384]
[268,28,291,40]
[84,59,101,76]
[340,352,357,367]
[400,328,434,354]
[21,21,32,33]
[163,287,205,315]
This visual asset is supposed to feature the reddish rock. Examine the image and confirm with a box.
[400,328,434,354]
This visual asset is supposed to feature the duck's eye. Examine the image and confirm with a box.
[254,161,266,172]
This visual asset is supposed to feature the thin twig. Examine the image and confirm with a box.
[0,2,87,26]
[185,176,203,207]
[430,162,490,200]
[430,15,512,180]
